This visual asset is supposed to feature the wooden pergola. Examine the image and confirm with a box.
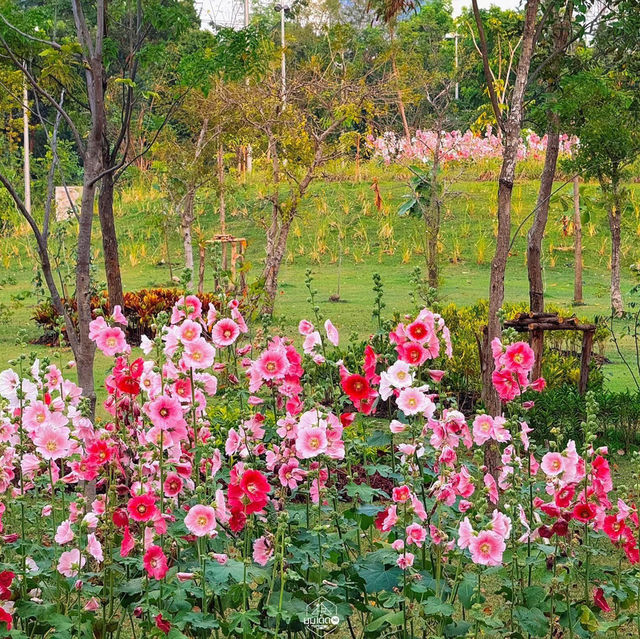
[503,312,597,394]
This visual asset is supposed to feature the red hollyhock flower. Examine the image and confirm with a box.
[593,587,611,612]
[127,494,158,522]
[341,375,371,401]
[239,469,271,501]
[339,412,355,428]
[551,520,569,537]
[143,545,168,580]
[229,510,247,533]
[554,485,575,508]
[115,374,140,396]
[130,357,145,379]
[0,571,14,601]
[572,502,596,522]
[603,515,625,541]
[112,509,129,529]
[86,440,113,466]
[0,607,12,630]
[155,614,171,634]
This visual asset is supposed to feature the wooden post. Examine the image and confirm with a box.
[218,144,227,271]
[579,328,594,394]
[531,327,544,381]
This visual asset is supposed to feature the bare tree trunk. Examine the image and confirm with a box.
[608,183,624,316]
[527,3,571,313]
[426,130,442,288]
[98,168,124,309]
[389,25,411,140]
[182,188,196,286]
[473,0,540,428]
[262,212,293,314]
[218,144,227,270]
[527,116,560,312]
[573,176,583,304]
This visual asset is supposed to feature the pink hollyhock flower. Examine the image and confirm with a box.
[490,510,512,539]
[411,494,428,521]
[406,320,431,344]
[396,341,428,366]
[296,426,328,459]
[84,597,100,612]
[120,526,134,557]
[143,545,168,580]
[389,420,406,434]
[303,331,322,354]
[256,349,288,380]
[324,319,339,346]
[176,572,194,582]
[484,473,499,504]
[57,549,85,578]
[112,305,127,325]
[469,530,506,566]
[391,539,404,551]
[405,523,427,547]
[177,319,202,343]
[492,369,521,402]
[541,452,565,477]
[428,369,445,383]
[145,396,186,430]
[298,320,314,335]
[211,319,240,347]
[375,505,398,532]
[163,473,184,497]
[253,536,274,566]
[392,485,411,503]
[278,459,306,489]
[396,388,429,416]
[33,425,71,460]
[88,316,108,341]
[472,414,494,446]
[95,327,127,357]
[184,505,217,537]
[182,338,215,369]
[87,534,103,562]
[55,520,74,545]
[396,552,415,570]
[127,494,158,523]
[530,377,546,392]
[503,342,535,373]
[520,421,533,450]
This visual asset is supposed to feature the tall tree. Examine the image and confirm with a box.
[471,0,541,422]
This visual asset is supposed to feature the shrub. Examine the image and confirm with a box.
[32,288,221,344]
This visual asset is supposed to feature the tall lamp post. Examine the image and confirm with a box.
[274,3,290,107]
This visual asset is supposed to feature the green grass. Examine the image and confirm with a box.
[1,165,640,392]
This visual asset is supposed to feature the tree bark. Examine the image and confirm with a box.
[98,168,124,309]
[426,130,442,288]
[182,188,196,286]
[608,183,624,316]
[573,176,583,304]
[527,115,560,312]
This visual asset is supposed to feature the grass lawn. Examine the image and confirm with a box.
[1,165,640,393]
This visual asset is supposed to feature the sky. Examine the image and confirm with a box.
[197,0,523,28]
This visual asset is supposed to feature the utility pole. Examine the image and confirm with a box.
[454,32,459,100]
[23,77,31,214]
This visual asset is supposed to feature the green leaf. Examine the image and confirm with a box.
[423,596,454,618]
[364,610,404,632]
[358,562,402,593]
[514,605,549,637]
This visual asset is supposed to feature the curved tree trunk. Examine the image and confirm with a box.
[527,115,561,312]
[98,168,124,309]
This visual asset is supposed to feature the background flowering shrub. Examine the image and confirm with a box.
[0,294,636,638]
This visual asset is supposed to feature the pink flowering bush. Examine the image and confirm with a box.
[0,289,636,638]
